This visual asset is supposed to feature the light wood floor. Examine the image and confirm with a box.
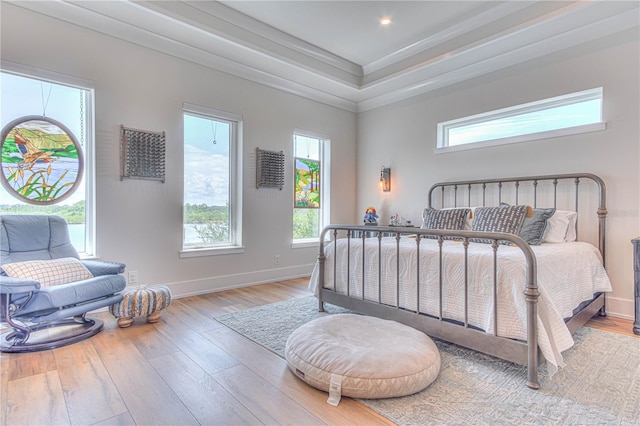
[0,278,636,426]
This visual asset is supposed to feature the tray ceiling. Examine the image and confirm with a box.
[7,1,639,112]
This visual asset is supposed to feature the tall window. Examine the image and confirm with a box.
[293,131,330,243]
[182,103,242,255]
[0,66,94,256]
[437,87,605,151]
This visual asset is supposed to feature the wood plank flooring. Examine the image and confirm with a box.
[0,277,636,426]
[0,278,393,426]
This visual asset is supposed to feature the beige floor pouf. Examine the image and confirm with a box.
[109,285,172,328]
[285,314,441,406]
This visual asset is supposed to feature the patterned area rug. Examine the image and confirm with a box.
[217,296,640,425]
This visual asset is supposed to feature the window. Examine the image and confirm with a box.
[0,65,95,257]
[182,103,243,256]
[293,131,330,244]
[437,87,605,152]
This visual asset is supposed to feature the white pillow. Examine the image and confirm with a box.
[543,210,578,243]
[2,257,94,287]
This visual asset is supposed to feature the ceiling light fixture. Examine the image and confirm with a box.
[380,17,391,26]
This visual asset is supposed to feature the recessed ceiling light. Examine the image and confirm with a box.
[380,17,391,26]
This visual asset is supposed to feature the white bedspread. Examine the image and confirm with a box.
[309,237,612,374]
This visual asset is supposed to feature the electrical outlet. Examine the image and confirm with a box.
[128,271,139,284]
[274,255,280,265]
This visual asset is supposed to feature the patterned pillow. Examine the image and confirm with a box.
[1,257,94,287]
[500,203,555,245]
[421,208,471,239]
[471,205,529,244]
[520,207,555,245]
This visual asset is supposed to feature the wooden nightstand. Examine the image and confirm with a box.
[633,238,640,335]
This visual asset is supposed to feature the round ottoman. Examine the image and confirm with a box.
[109,285,172,328]
[285,314,440,406]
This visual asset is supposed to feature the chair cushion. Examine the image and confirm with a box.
[0,215,79,264]
[15,274,127,317]
[285,314,440,405]
[2,257,93,287]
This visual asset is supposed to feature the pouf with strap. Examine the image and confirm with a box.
[285,314,441,405]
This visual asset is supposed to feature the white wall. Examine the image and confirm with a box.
[0,4,357,296]
[2,5,638,319]
[357,29,640,319]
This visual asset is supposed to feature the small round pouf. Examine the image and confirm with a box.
[109,285,172,328]
[285,314,440,405]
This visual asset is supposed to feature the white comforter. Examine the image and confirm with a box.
[309,237,612,374]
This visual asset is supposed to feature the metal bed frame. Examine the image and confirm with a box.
[316,173,607,389]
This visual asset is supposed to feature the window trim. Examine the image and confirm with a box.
[0,61,96,258]
[292,129,330,246]
[436,87,606,153]
[180,102,243,256]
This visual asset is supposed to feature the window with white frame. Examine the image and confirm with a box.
[437,87,605,151]
[0,65,95,257]
[293,131,330,243]
[182,103,243,255]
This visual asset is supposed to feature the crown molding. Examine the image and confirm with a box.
[7,0,638,113]
[361,1,532,76]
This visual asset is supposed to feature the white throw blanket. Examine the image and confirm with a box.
[309,238,612,375]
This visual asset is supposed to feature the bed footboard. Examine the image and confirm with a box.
[318,225,541,389]
[315,173,608,389]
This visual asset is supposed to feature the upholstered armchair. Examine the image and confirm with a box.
[0,215,126,352]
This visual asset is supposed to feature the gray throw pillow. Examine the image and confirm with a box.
[519,207,555,245]
[471,205,528,245]
[421,208,471,230]
[421,208,471,239]
[500,203,556,245]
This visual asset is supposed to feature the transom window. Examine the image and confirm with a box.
[437,87,605,152]
[181,103,243,256]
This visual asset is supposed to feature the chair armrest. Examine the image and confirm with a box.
[82,260,126,276]
[0,275,40,294]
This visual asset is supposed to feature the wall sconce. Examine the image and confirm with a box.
[379,166,391,192]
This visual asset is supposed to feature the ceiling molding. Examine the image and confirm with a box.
[361,1,532,76]
[7,1,638,113]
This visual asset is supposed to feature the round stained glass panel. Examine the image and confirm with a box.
[0,115,84,205]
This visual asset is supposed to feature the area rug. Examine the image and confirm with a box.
[217,296,640,426]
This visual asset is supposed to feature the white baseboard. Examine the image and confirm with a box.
[163,264,315,298]
[604,295,634,321]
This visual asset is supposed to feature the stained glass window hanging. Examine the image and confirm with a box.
[0,115,84,205]
[294,157,320,208]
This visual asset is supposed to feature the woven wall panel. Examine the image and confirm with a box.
[120,125,166,183]
[256,148,285,190]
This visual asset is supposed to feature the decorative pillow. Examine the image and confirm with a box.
[1,257,94,287]
[519,208,555,245]
[499,203,555,245]
[543,210,578,243]
[421,208,471,230]
[471,205,529,244]
[441,207,476,230]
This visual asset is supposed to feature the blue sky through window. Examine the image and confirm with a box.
[448,99,602,146]
[183,113,230,206]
